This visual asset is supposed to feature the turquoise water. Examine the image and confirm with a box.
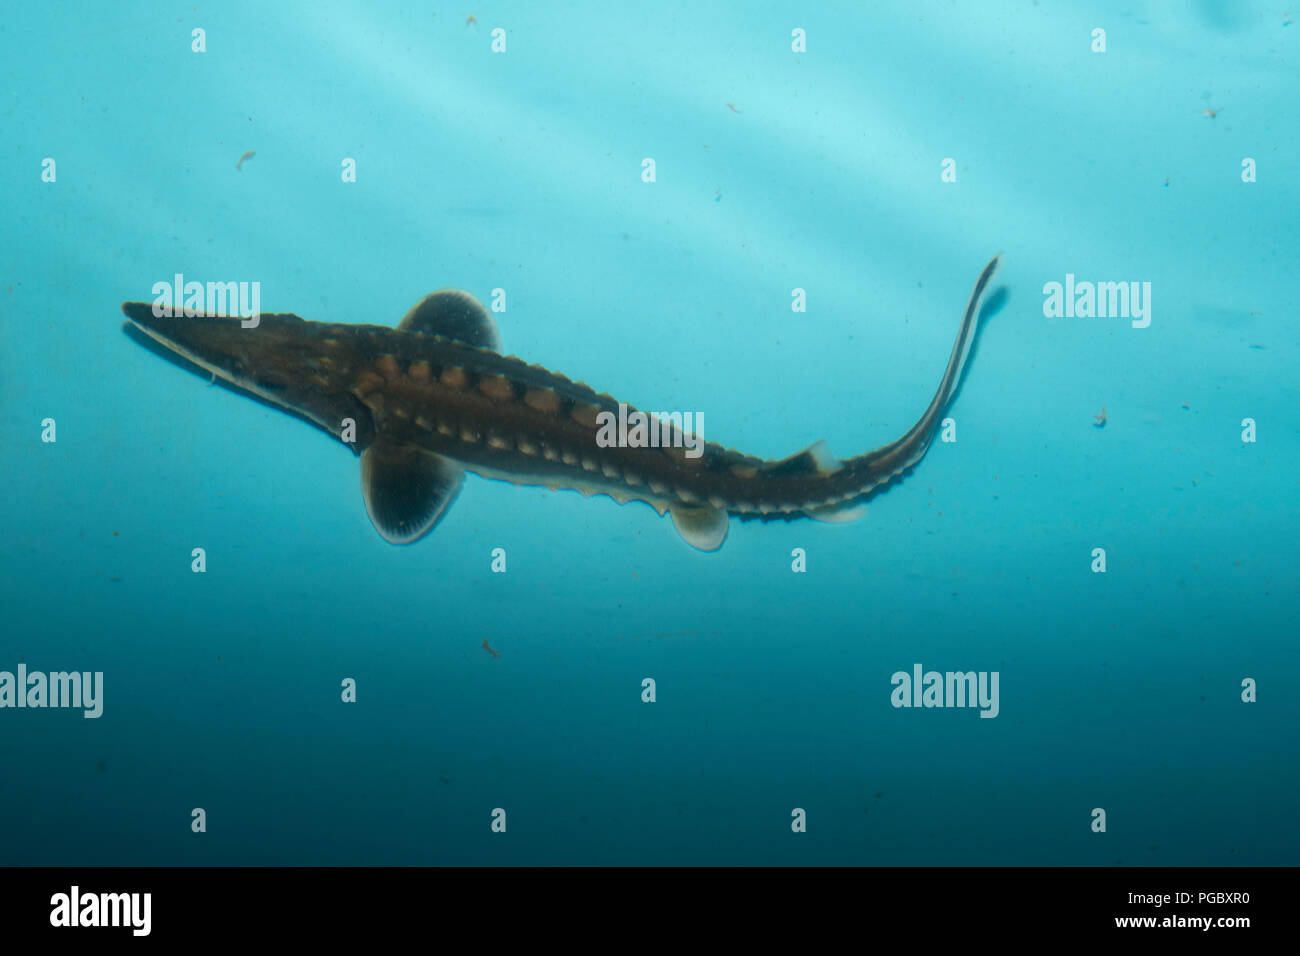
[2,1,1295,865]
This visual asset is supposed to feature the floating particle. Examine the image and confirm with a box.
[1093,407,1106,428]
[481,638,501,658]
[236,150,255,171]
[726,102,741,114]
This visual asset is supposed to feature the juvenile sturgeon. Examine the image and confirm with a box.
[122,255,1000,551]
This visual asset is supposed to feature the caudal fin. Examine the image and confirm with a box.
[809,253,1003,519]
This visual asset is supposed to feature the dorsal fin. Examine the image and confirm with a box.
[763,439,842,477]
[399,290,501,350]
[361,436,464,544]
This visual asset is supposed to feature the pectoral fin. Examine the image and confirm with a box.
[670,504,729,551]
[361,436,463,544]
[399,289,501,350]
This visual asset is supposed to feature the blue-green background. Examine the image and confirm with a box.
[1,1,1295,864]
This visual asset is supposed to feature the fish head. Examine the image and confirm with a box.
[122,302,376,451]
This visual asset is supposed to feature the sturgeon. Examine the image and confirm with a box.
[122,254,1000,551]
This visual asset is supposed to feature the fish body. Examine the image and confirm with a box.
[122,255,1001,550]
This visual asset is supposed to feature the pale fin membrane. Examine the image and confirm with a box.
[807,501,869,523]
[763,438,843,477]
[361,436,464,544]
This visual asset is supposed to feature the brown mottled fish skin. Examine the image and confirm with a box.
[121,254,1000,547]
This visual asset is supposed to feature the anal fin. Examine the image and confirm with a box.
[361,436,464,544]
